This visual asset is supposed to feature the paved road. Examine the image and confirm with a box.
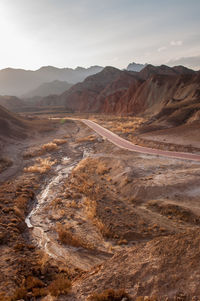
[82,119,200,162]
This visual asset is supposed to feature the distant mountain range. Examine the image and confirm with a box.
[0,62,198,99]
[0,62,148,97]
[0,65,103,97]
[22,80,73,98]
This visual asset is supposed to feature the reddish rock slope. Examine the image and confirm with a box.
[37,64,199,128]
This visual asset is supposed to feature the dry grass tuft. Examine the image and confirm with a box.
[76,135,97,143]
[23,139,65,158]
[87,288,130,301]
[26,276,45,290]
[53,138,67,145]
[73,158,109,183]
[50,198,63,208]
[66,199,81,209]
[56,223,93,249]
[41,142,58,151]
[24,157,56,174]
[84,197,111,238]
[11,286,28,300]
[48,274,71,297]
[0,293,11,301]
[92,116,145,142]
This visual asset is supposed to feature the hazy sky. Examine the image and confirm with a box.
[0,0,200,70]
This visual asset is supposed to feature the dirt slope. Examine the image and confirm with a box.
[0,105,27,140]
[0,95,25,112]
[70,230,200,299]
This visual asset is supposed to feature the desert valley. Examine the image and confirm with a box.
[0,61,200,301]
[1,1,200,300]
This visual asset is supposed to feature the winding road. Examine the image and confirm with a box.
[82,119,200,162]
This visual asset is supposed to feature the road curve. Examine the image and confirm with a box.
[82,119,200,162]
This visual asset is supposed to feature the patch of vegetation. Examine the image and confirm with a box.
[84,197,111,238]
[76,134,97,143]
[92,115,145,139]
[48,274,71,297]
[56,223,94,249]
[23,138,67,158]
[87,288,130,301]
[52,138,67,145]
[24,157,56,174]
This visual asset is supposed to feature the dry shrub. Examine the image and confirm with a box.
[32,287,48,297]
[11,286,27,300]
[24,157,56,174]
[10,278,47,299]
[117,239,128,245]
[84,197,110,238]
[71,158,108,199]
[87,288,130,301]
[100,116,145,139]
[0,292,11,301]
[23,140,62,158]
[53,138,67,145]
[76,135,97,143]
[15,196,28,212]
[56,223,93,249]
[13,206,24,219]
[14,242,25,251]
[37,251,51,273]
[41,142,58,151]
[50,198,63,208]
[96,162,109,175]
[84,197,97,220]
[26,276,45,290]
[48,274,71,297]
[66,200,80,209]
[73,157,108,175]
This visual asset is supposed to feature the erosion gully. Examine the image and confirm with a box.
[25,148,109,272]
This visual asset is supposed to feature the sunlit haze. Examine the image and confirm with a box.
[0,0,200,70]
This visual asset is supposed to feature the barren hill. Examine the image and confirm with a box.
[0,95,25,112]
[0,105,27,140]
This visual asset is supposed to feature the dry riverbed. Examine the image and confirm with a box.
[0,118,200,300]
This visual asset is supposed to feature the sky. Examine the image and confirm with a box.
[0,0,200,70]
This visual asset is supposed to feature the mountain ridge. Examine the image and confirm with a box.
[0,65,104,96]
